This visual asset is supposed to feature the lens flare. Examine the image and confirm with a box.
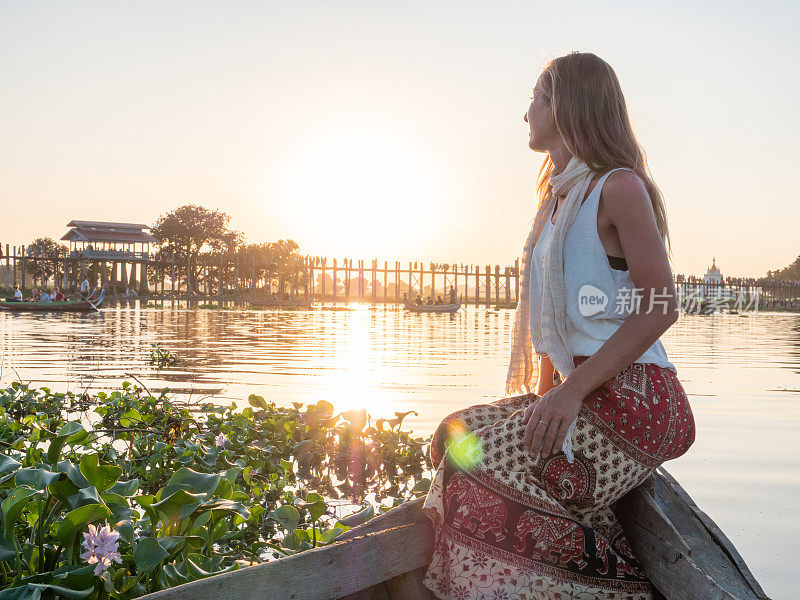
[445,421,484,470]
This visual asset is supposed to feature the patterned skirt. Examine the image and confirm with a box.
[421,355,696,600]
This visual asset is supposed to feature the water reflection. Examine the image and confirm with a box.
[0,303,798,597]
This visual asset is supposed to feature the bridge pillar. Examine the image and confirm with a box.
[139,262,149,296]
[128,261,137,291]
[120,262,128,292]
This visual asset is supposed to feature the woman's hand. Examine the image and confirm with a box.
[521,380,585,459]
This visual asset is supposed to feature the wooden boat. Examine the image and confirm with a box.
[0,290,104,313]
[404,294,462,314]
[137,466,769,600]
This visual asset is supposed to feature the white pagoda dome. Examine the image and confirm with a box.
[703,256,723,284]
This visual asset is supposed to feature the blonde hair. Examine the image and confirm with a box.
[534,51,673,259]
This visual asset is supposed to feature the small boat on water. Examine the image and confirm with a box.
[137,466,768,600]
[0,290,104,313]
[404,293,462,314]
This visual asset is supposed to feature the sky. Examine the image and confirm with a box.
[1,0,798,278]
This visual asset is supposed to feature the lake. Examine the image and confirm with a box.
[0,302,796,599]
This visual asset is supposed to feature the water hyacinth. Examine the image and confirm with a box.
[0,383,432,597]
[80,523,122,576]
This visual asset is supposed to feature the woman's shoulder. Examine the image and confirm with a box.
[604,168,646,192]
[600,169,651,221]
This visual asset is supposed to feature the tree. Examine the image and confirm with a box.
[25,238,68,285]
[239,240,305,293]
[767,255,800,281]
[151,205,241,292]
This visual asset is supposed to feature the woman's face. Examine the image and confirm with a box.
[524,75,554,152]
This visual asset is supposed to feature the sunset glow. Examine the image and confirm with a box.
[272,127,447,255]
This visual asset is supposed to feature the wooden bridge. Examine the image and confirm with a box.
[1,242,798,310]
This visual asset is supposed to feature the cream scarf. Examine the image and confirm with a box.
[505,155,597,463]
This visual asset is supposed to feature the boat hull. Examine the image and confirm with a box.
[0,300,98,312]
[134,466,769,600]
[404,295,462,314]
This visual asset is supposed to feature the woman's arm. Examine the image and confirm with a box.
[534,354,557,396]
[522,170,679,458]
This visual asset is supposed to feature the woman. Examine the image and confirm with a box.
[421,52,695,600]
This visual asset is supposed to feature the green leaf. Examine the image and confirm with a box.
[213,477,233,500]
[98,571,114,594]
[134,495,158,525]
[190,510,211,530]
[267,505,301,532]
[79,454,122,492]
[304,493,327,522]
[134,537,168,572]
[119,408,144,428]
[248,394,268,410]
[2,486,40,540]
[151,490,205,524]
[0,535,17,562]
[109,478,139,497]
[0,454,21,475]
[67,486,104,510]
[49,564,96,592]
[165,468,220,500]
[182,553,240,581]
[48,475,80,503]
[319,526,346,544]
[47,422,85,465]
[100,491,127,507]
[197,499,250,520]
[14,469,60,491]
[183,555,213,580]
[156,536,185,554]
[55,459,90,489]
[27,584,94,599]
[115,520,135,546]
[161,563,189,586]
[56,503,112,559]
[0,586,41,600]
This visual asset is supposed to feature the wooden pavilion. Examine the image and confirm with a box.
[61,220,158,294]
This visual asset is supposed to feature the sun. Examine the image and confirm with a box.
[272,127,447,256]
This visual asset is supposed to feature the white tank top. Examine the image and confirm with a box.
[529,167,677,373]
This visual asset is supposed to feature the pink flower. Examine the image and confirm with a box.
[215,432,227,448]
[80,523,122,576]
